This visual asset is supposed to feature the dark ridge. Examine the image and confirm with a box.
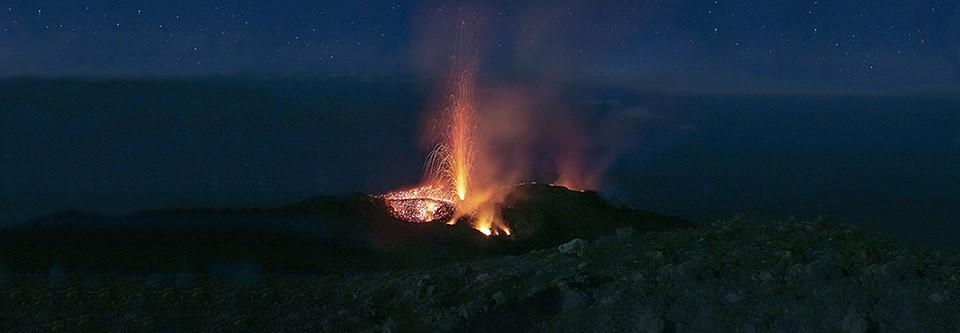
[0,184,688,274]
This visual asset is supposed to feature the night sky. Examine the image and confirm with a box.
[2,0,958,92]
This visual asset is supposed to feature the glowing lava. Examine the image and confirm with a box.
[381,66,476,226]
[380,185,456,223]
[381,20,510,236]
[470,204,511,236]
[450,68,474,201]
[381,21,510,237]
[422,39,477,203]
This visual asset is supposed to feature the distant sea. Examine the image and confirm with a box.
[2,77,958,249]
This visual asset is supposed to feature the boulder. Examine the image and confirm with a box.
[677,257,714,281]
[560,288,591,312]
[881,256,916,282]
[559,239,588,255]
[841,310,870,333]
[637,314,666,333]
[805,257,842,281]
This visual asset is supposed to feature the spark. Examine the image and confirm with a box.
[380,17,511,237]
[380,185,456,224]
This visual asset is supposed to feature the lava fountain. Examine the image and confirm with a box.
[381,19,510,236]
[424,57,476,203]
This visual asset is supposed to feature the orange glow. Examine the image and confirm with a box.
[381,184,456,223]
[381,14,622,236]
[440,62,475,202]
[383,21,510,236]
[470,205,511,237]
[383,19,511,236]
[446,186,511,237]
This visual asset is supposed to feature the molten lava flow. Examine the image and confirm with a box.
[441,185,511,237]
[471,203,511,236]
[380,185,456,224]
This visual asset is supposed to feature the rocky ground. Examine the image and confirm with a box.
[1,218,958,332]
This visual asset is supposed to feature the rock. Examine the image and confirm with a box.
[881,257,916,281]
[577,262,590,270]
[859,248,880,263]
[859,265,882,283]
[752,270,775,282]
[559,239,587,255]
[928,293,944,304]
[805,257,842,281]
[382,317,396,333]
[721,254,739,265]
[724,292,742,304]
[473,273,493,284]
[437,314,462,332]
[637,314,666,333]
[560,288,590,312]
[630,271,647,282]
[456,265,474,276]
[616,226,634,239]
[600,295,620,306]
[430,276,459,301]
[645,251,664,262]
[774,250,793,259]
[785,264,805,282]
[841,311,869,333]
[492,291,508,306]
[656,264,676,282]
[458,301,484,319]
[718,263,740,279]
[677,257,713,281]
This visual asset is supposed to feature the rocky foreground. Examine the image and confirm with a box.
[2,218,958,332]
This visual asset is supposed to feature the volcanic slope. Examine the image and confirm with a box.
[0,183,688,273]
[2,218,958,331]
[281,218,960,332]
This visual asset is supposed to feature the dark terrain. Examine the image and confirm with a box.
[2,78,959,331]
[0,184,685,274]
[1,217,958,332]
[1,184,958,331]
[314,219,960,332]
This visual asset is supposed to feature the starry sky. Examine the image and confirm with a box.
[2,0,958,92]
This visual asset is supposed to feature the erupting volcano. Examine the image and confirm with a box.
[381,22,511,236]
